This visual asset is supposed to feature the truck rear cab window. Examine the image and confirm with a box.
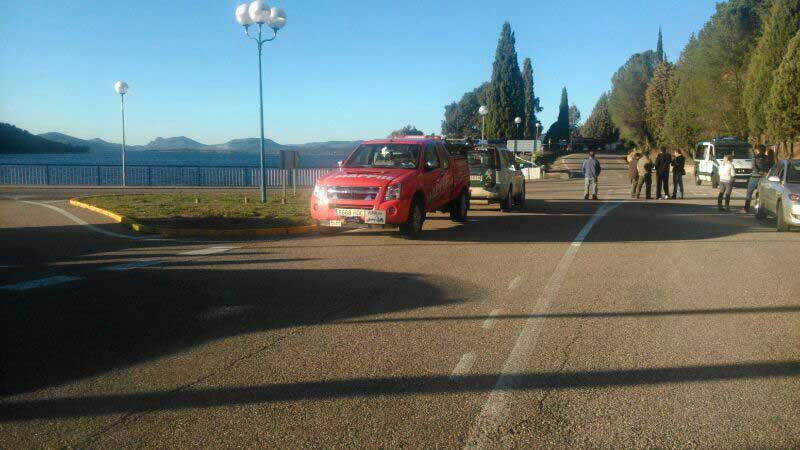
[424,143,441,171]
[467,148,497,168]
[436,143,450,169]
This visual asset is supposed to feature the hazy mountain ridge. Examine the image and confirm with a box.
[1,124,90,155]
[37,130,360,155]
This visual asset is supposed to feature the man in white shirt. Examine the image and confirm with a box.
[717,154,736,211]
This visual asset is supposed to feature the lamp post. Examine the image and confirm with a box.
[114,81,129,187]
[535,122,542,152]
[479,106,488,141]
[235,1,287,203]
[514,116,522,155]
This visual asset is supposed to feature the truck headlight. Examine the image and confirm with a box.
[384,183,401,201]
[313,184,328,205]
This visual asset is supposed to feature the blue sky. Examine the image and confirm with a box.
[0,0,717,145]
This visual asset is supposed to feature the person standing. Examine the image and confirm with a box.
[654,146,672,199]
[671,149,686,199]
[743,145,772,213]
[629,152,641,198]
[582,151,602,200]
[635,151,653,199]
[717,154,736,211]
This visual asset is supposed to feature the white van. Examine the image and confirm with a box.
[693,137,753,188]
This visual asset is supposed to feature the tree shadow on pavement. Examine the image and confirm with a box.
[2,360,798,422]
[2,266,476,396]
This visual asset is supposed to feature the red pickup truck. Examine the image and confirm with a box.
[310,137,470,237]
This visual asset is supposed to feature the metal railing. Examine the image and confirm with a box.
[0,164,336,187]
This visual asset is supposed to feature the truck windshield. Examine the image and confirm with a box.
[716,145,751,160]
[467,149,497,169]
[345,144,420,169]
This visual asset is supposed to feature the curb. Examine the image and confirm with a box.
[68,198,318,238]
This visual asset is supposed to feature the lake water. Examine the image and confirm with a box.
[0,151,343,168]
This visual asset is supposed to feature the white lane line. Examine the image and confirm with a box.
[100,260,162,272]
[21,201,143,240]
[465,200,622,450]
[451,352,476,380]
[1,276,84,291]
[507,276,522,291]
[482,309,502,330]
[179,246,238,256]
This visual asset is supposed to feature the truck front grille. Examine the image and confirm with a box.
[327,186,381,201]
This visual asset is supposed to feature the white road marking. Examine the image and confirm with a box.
[1,275,84,291]
[482,309,502,330]
[465,199,622,450]
[507,276,522,291]
[451,352,476,380]
[21,200,143,240]
[100,260,162,272]
[179,246,238,256]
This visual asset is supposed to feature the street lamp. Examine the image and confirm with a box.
[235,0,287,203]
[535,122,542,152]
[114,81,129,187]
[479,106,489,141]
[513,117,522,155]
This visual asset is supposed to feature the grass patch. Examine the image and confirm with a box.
[83,191,312,229]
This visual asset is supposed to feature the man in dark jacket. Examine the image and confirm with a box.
[654,146,672,200]
[744,144,773,213]
[582,151,602,200]
[629,153,641,198]
[671,149,686,199]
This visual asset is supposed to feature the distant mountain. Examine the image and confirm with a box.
[1,124,90,154]
[146,136,208,150]
[34,129,360,156]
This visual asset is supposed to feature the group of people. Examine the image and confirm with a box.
[628,147,686,200]
[580,145,775,212]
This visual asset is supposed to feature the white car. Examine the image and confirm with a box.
[754,159,800,232]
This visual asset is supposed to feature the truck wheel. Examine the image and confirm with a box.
[500,186,514,212]
[449,190,469,222]
[711,175,719,189]
[776,203,790,232]
[754,193,766,219]
[694,173,702,186]
[400,199,424,238]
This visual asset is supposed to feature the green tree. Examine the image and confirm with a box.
[388,125,424,138]
[485,22,525,140]
[662,0,763,148]
[608,50,659,146]
[544,87,571,143]
[657,27,665,62]
[569,104,581,133]
[767,28,800,150]
[743,0,800,141]
[580,93,619,142]
[645,61,674,147]
[442,83,490,139]
[521,58,541,139]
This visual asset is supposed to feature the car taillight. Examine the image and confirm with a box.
[789,193,800,202]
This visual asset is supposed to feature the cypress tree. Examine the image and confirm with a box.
[544,87,571,143]
[767,29,800,147]
[657,27,665,62]
[581,93,619,142]
[645,61,674,147]
[743,0,800,141]
[485,22,525,140]
[521,58,539,139]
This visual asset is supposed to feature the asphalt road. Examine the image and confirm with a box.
[1,162,799,449]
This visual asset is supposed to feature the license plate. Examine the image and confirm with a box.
[470,175,482,181]
[364,210,386,224]
[328,220,343,227]
[335,208,366,218]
